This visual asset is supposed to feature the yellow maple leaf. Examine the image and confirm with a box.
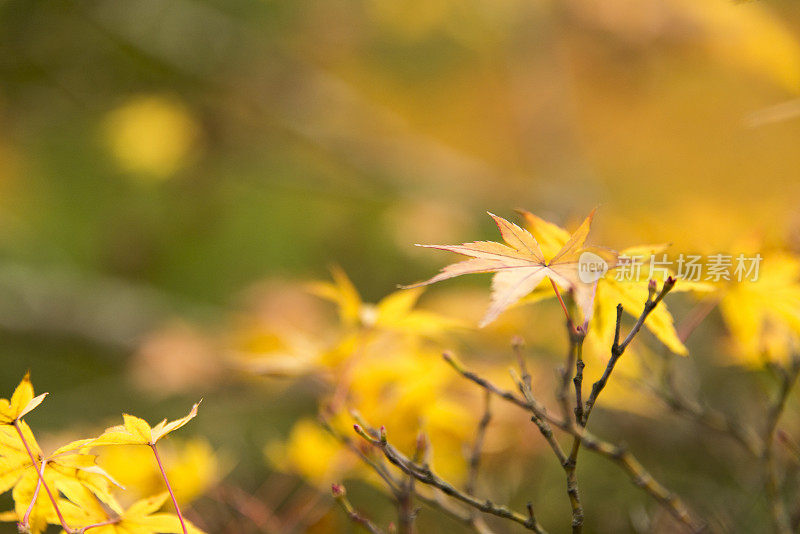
[60,489,205,534]
[93,402,201,447]
[97,439,220,506]
[0,373,48,425]
[0,422,122,534]
[406,210,616,327]
[717,252,800,366]
[265,418,356,487]
[310,266,462,336]
[517,211,712,355]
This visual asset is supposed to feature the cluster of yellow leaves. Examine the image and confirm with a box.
[715,251,800,366]
[514,210,713,356]
[60,491,204,534]
[240,267,488,486]
[410,209,711,353]
[246,209,800,497]
[0,374,206,534]
[97,439,220,506]
[265,418,357,487]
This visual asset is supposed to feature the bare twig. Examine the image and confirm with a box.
[777,430,800,463]
[555,324,587,533]
[215,483,284,533]
[762,354,800,534]
[323,414,493,533]
[354,424,548,534]
[513,335,532,392]
[466,390,492,498]
[332,484,386,534]
[447,355,703,532]
[397,434,425,534]
[583,278,676,425]
[638,377,762,457]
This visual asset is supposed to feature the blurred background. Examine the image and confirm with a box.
[2,0,800,532]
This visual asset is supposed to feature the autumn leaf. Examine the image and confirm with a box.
[97,440,221,506]
[59,489,205,534]
[0,422,123,534]
[307,265,363,328]
[518,212,713,355]
[0,373,48,425]
[717,251,800,366]
[92,402,201,447]
[309,266,463,336]
[406,210,616,327]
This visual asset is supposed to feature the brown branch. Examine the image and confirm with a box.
[397,434,425,534]
[762,354,800,534]
[332,484,386,534]
[466,390,492,498]
[354,424,548,534]
[323,414,493,534]
[447,354,704,532]
[555,324,587,533]
[583,278,676,426]
[635,371,762,458]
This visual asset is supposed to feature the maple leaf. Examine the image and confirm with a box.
[0,422,122,534]
[717,251,800,365]
[92,402,201,447]
[59,490,205,534]
[96,440,220,505]
[309,266,463,336]
[406,210,615,327]
[518,212,713,355]
[0,373,48,425]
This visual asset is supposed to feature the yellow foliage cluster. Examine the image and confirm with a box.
[255,268,480,486]
[0,375,210,534]
[240,209,800,495]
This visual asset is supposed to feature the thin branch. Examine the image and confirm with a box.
[447,352,568,467]
[323,414,493,533]
[397,433,425,534]
[583,278,676,425]
[777,430,800,463]
[320,416,402,496]
[466,390,492,498]
[332,484,386,534]
[447,355,703,532]
[555,324,587,533]
[354,424,548,534]
[573,338,586,425]
[762,354,800,534]
[636,372,762,458]
[513,335,532,392]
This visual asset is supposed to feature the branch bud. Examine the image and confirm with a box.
[331,483,346,498]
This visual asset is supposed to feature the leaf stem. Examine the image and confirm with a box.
[549,279,575,332]
[13,420,74,534]
[22,462,44,528]
[150,443,189,534]
[79,518,121,533]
